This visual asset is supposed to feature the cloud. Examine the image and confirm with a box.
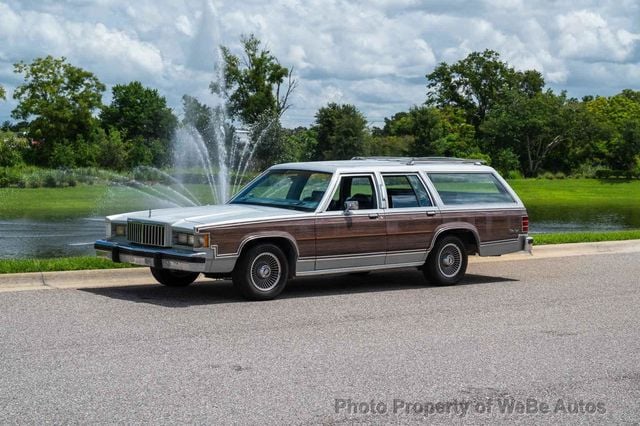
[0,0,639,127]
[557,10,640,62]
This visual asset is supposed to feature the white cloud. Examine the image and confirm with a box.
[556,10,640,62]
[0,0,639,127]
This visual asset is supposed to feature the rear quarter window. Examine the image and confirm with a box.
[428,173,515,205]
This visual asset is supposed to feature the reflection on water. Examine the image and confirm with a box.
[528,205,639,234]
[0,218,104,259]
[0,205,638,259]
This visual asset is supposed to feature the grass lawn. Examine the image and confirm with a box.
[534,229,640,245]
[508,178,640,211]
[0,257,138,274]
[0,184,218,219]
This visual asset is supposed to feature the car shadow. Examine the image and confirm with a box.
[81,269,518,308]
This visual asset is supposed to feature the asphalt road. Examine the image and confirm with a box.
[1,251,639,424]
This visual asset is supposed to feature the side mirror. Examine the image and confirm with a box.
[344,200,359,214]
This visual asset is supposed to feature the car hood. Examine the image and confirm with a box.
[106,204,308,230]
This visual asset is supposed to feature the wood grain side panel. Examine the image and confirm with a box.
[204,218,316,257]
[439,209,526,242]
[315,215,387,257]
[385,212,441,252]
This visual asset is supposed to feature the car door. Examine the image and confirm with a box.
[382,173,442,265]
[314,173,387,271]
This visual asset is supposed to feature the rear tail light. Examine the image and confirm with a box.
[522,216,529,233]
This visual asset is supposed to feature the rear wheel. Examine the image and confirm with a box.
[150,267,199,287]
[232,244,289,300]
[424,235,468,286]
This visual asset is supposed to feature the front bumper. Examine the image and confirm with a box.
[94,240,209,272]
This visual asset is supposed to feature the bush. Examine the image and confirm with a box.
[0,132,29,167]
[43,174,57,188]
[26,175,42,188]
[506,170,523,179]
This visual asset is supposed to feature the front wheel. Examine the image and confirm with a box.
[150,267,199,287]
[232,244,289,300]
[424,235,468,286]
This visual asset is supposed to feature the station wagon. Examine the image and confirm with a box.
[95,157,533,300]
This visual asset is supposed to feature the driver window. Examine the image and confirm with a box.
[327,175,377,211]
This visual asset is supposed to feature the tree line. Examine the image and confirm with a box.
[1,39,639,178]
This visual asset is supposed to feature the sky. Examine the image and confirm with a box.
[0,0,639,128]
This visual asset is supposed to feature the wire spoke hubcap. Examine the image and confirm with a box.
[250,253,281,291]
[438,243,462,278]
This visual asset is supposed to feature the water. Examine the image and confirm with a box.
[528,205,640,234]
[0,217,105,259]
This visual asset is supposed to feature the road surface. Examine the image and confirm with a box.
[1,245,639,423]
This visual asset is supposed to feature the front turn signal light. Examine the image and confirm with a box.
[194,233,210,249]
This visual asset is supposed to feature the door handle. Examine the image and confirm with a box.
[426,211,437,217]
[368,213,380,219]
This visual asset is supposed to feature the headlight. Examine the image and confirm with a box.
[174,231,209,248]
[115,224,127,237]
[176,232,189,245]
[110,223,126,237]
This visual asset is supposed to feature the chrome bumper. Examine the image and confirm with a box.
[521,235,534,254]
[94,240,209,272]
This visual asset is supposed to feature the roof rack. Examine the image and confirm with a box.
[351,156,486,165]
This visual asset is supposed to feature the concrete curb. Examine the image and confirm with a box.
[0,239,639,292]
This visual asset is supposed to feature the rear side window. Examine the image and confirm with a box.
[428,173,515,205]
[383,175,432,208]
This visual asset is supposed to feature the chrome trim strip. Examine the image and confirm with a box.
[314,251,386,259]
[197,214,316,230]
[296,261,424,277]
[212,232,301,258]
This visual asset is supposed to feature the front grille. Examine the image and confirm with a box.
[127,221,168,247]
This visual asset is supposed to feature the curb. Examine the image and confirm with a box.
[0,239,639,292]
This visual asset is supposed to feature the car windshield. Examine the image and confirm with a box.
[230,169,332,212]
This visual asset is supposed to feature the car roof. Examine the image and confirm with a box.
[270,157,495,174]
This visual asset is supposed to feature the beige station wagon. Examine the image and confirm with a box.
[95,157,533,300]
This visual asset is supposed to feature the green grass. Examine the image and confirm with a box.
[0,184,218,219]
[0,257,139,274]
[533,230,640,245]
[508,178,640,210]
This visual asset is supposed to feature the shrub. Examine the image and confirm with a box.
[506,170,523,180]
[43,174,57,188]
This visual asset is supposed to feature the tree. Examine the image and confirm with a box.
[0,85,5,100]
[281,127,317,162]
[213,34,297,169]
[426,50,544,131]
[313,103,368,160]
[100,81,177,167]
[213,34,296,124]
[382,106,482,160]
[585,91,640,171]
[482,90,573,176]
[12,56,105,166]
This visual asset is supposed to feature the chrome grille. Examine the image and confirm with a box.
[127,221,168,247]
